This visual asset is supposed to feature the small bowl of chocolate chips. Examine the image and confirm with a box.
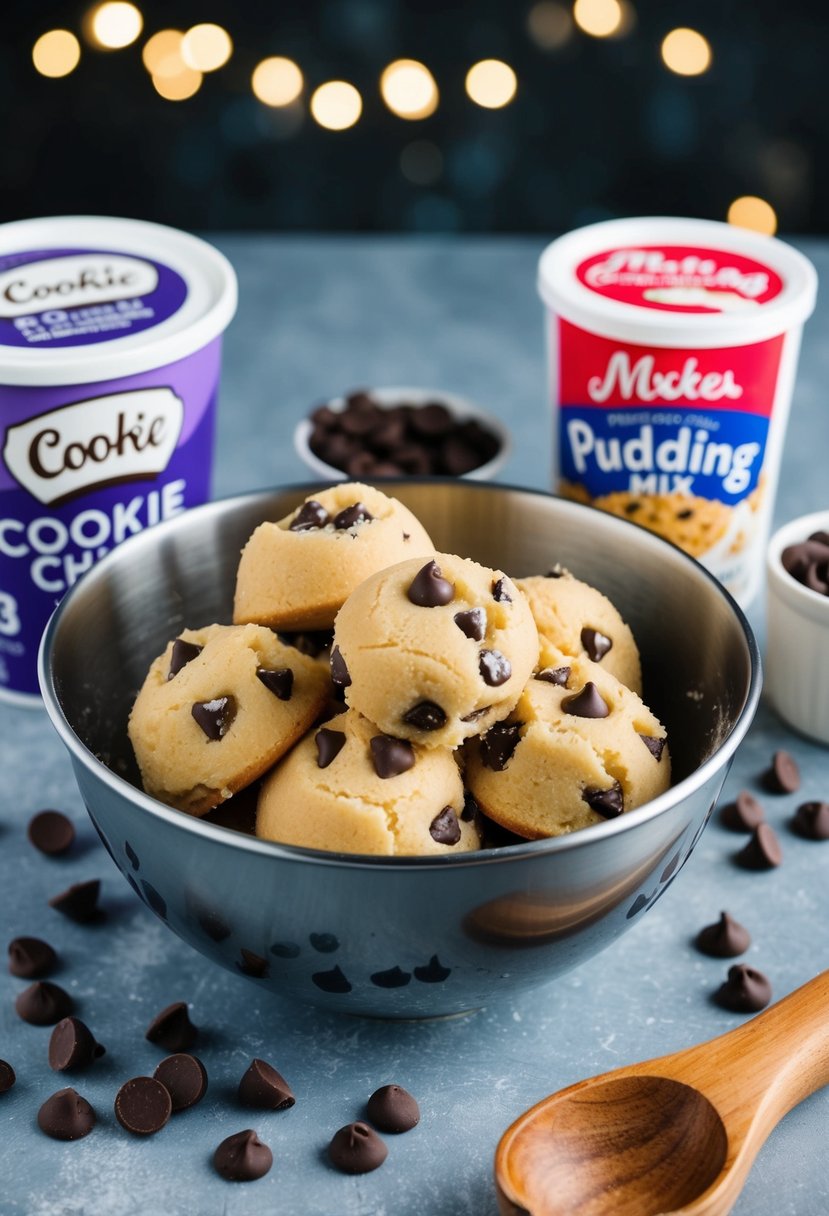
[766,509,829,745]
[294,386,510,482]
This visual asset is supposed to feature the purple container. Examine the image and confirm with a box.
[0,215,237,703]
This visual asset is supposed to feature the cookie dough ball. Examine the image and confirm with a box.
[515,571,642,695]
[256,709,480,856]
[333,555,539,750]
[465,653,670,838]
[233,483,435,631]
[128,624,331,816]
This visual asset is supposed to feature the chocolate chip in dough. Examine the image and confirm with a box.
[256,667,293,700]
[192,696,236,741]
[49,1017,105,1071]
[238,1058,295,1110]
[721,790,765,832]
[479,649,512,686]
[429,806,462,846]
[167,639,202,679]
[562,682,610,719]
[114,1076,172,1135]
[792,800,829,840]
[370,735,416,779]
[145,1001,198,1052]
[639,734,665,761]
[581,627,612,662]
[315,728,346,769]
[454,608,486,640]
[8,936,58,979]
[583,783,624,819]
[403,701,447,732]
[27,810,75,856]
[15,980,73,1025]
[736,823,783,870]
[328,1122,387,1174]
[153,1054,208,1112]
[366,1084,420,1133]
[330,646,351,688]
[695,912,751,958]
[535,666,570,686]
[491,577,512,603]
[480,722,522,771]
[289,500,330,531]
[407,561,454,607]
[333,502,373,530]
[37,1088,95,1140]
[714,964,772,1013]
[763,749,800,794]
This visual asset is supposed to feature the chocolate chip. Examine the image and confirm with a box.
[581,627,612,662]
[115,1076,172,1135]
[639,734,665,761]
[460,705,491,722]
[315,728,346,768]
[238,1058,295,1110]
[145,1002,198,1052]
[429,806,462,846]
[764,749,800,793]
[333,502,373,529]
[370,735,415,779]
[15,980,73,1025]
[49,1017,105,1071]
[38,1088,95,1140]
[479,649,512,686]
[403,700,447,732]
[413,954,451,983]
[49,879,101,923]
[461,792,479,822]
[480,722,522,770]
[714,964,772,1013]
[328,1122,387,1174]
[454,607,486,640]
[562,682,610,718]
[695,912,751,958]
[583,783,624,819]
[492,577,512,603]
[736,823,783,870]
[311,966,352,993]
[792,800,829,840]
[153,1054,208,1112]
[407,560,455,607]
[781,536,829,594]
[256,667,293,700]
[441,437,481,476]
[370,966,411,988]
[8,936,58,978]
[366,1085,420,1133]
[535,666,570,686]
[310,932,339,952]
[214,1129,273,1181]
[546,565,565,577]
[28,809,75,856]
[330,645,351,688]
[289,500,330,531]
[167,638,202,679]
[410,401,454,436]
[0,1060,15,1093]
[721,790,765,832]
[192,695,236,741]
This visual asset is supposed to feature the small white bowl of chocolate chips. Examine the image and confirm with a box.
[294,386,510,482]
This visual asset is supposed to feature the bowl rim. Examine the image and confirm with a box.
[39,479,762,872]
[293,386,511,483]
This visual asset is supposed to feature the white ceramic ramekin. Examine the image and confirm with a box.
[766,509,829,744]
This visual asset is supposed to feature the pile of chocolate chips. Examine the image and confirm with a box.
[307,390,502,478]
[781,529,829,596]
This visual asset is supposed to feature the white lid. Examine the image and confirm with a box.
[0,215,237,386]
[538,216,817,349]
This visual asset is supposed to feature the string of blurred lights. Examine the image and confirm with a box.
[30,1,780,233]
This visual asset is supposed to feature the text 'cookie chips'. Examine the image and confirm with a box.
[538,217,816,606]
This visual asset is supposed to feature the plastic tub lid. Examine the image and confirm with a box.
[538,216,817,349]
[0,215,237,386]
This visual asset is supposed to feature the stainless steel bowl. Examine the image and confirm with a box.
[39,481,760,1017]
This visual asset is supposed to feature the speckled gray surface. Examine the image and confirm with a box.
[2,236,829,1215]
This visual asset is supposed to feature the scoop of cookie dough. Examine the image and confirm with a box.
[128,624,331,816]
[233,483,435,631]
[333,554,539,750]
[465,650,670,838]
[515,571,642,695]
[256,708,480,856]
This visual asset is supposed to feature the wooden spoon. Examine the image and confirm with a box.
[495,970,829,1216]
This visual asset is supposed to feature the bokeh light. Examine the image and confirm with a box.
[527,2,574,50]
[465,60,517,109]
[181,24,232,73]
[400,140,444,185]
[152,66,202,101]
[661,28,712,76]
[252,57,304,107]
[727,196,777,236]
[89,2,143,50]
[573,0,623,38]
[142,30,185,78]
[380,59,439,120]
[32,30,81,78]
[310,81,362,130]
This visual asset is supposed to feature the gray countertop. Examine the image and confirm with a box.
[2,235,829,1216]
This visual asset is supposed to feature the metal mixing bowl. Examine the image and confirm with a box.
[39,481,760,1017]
